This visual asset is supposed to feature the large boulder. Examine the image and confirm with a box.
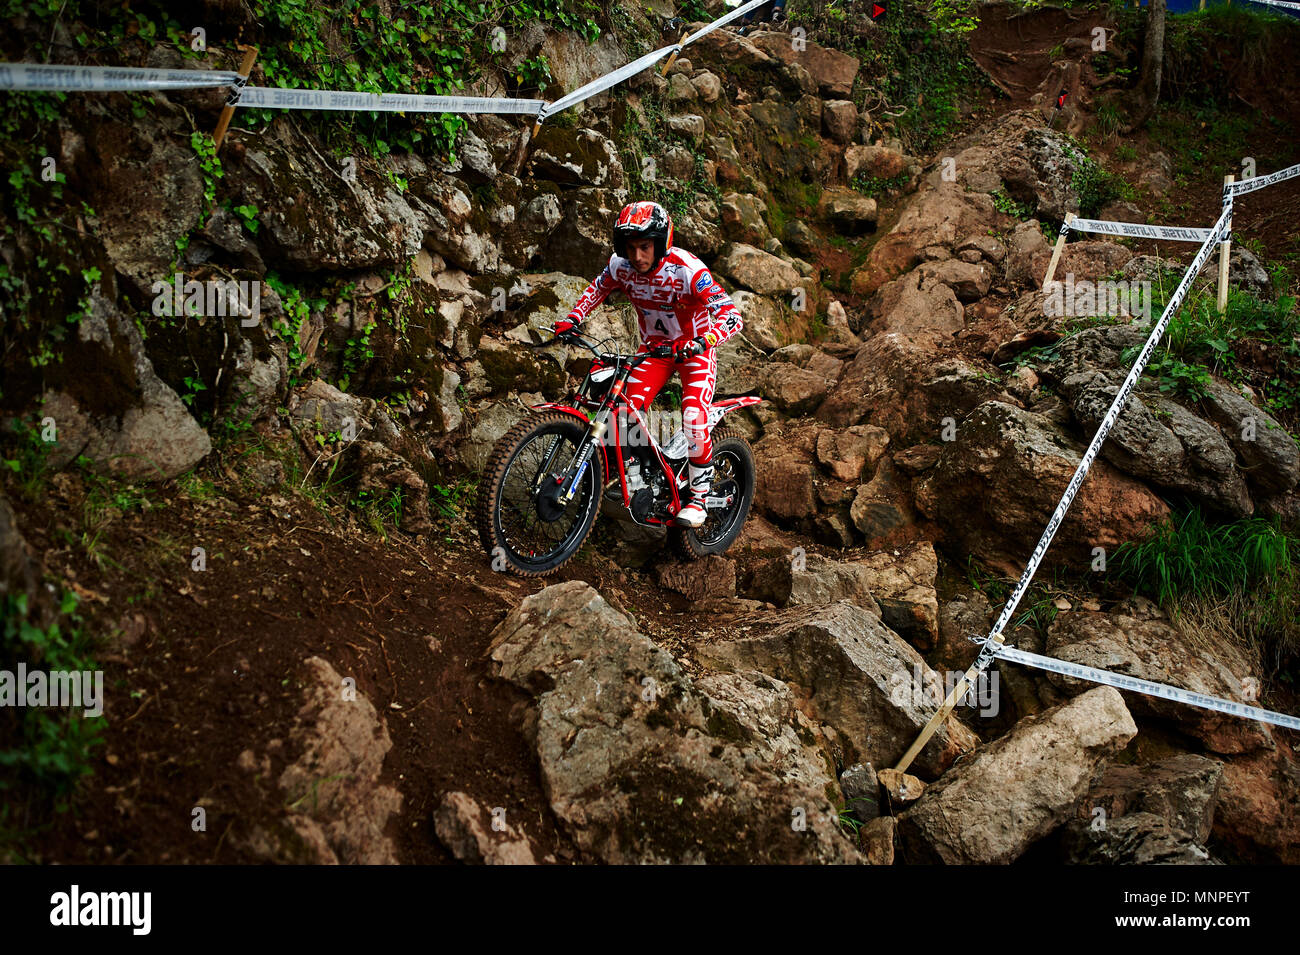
[866,268,965,338]
[816,333,1016,442]
[1060,371,1253,518]
[748,33,860,97]
[39,287,210,480]
[1201,380,1300,497]
[716,243,802,296]
[701,601,980,779]
[1045,612,1273,755]
[851,184,998,296]
[487,581,863,864]
[235,120,423,271]
[817,187,878,234]
[527,127,624,188]
[898,687,1137,863]
[914,401,1170,576]
[241,656,402,863]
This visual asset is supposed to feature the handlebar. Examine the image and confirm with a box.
[549,330,684,365]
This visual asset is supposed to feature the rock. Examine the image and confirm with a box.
[730,291,789,351]
[1060,371,1253,517]
[529,126,623,188]
[816,332,1015,440]
[748,33,860,96]
[434,792,536,865]
[783,220,820,259]
[716,243,802,295]
[1006,219,1053,288]
[82,115,204,299]
[1097,199,1145,223]
[654,556,737,602]
[745,552,882,615]
[849,461,917,542]
[720,192,772,247]
[546,187,625,275]
[916,259,992,302]
[271,657,402,863]
[701,601,980,778]
[488,581,863,863]
[861,816,896,865]
[238,120,422,271]
[1213,748,1300,863]
[893,444,942,475]
[454,397,538,471]
[1080,753,1224,844]
[852,183,998,296]
[822,100,858,144]
[816,424,889,482]
[39,288,210,480]
[839,763,881,822]
[665,113,706,142]
[914,402,1170,577]
[666,72,698,104]
[354,441,435,535]
[956,233,1007,265]
[1201,380,1300,496]
[878,768,925,805]
[845,144,908,182]
[817,186,878,234]
[413,173,503,272]
[691,71,722,102]
[452,126,497,185]
[1061,812,1216,864]
[1229,246,1273,299]
[899,687,1138,864]
[290,379,400,447]
[1045,613,1272,755]
[866,268,965,338]
[0,493,43,619]
[752,424,821,522]
[851,542,940,649]
[760,362,835,416]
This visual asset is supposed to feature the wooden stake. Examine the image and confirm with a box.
[1043,212,1074,289]
[1218,174,1233,313]
[213,45,258,151]
[660,28,691,76]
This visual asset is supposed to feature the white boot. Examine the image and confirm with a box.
[675,460,714,528]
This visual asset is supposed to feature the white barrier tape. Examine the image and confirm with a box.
[0,62,242,91]
[537,43,679,121]
[981,205,1233,659]
[235,85,544,114]
[995,645,1300,732]
[1240,0,1300,11]
[1226,161,1300,197]
[683,0,771,46]
[1066,217,1211,242]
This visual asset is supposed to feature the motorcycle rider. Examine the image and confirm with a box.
[552,200,743,529]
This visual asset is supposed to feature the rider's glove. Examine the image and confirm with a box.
[676,332,717,359]
[553,316,578,337]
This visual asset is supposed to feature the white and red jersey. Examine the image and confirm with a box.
[567,247,743,346]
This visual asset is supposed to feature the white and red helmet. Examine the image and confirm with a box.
[613,200,674,268]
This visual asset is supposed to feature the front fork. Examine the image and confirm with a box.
[532,407,608,502]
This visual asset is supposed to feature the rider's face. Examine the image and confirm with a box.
[626,237,655,273]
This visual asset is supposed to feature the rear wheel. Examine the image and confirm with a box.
[671,426,756,560]
[475,412,604,577]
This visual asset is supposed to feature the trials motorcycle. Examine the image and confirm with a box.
[474,329,762,577]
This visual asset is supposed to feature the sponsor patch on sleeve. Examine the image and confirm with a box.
[695,271,712,293]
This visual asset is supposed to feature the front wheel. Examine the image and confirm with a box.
[671,426,756,560]
[475,412,605,577]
